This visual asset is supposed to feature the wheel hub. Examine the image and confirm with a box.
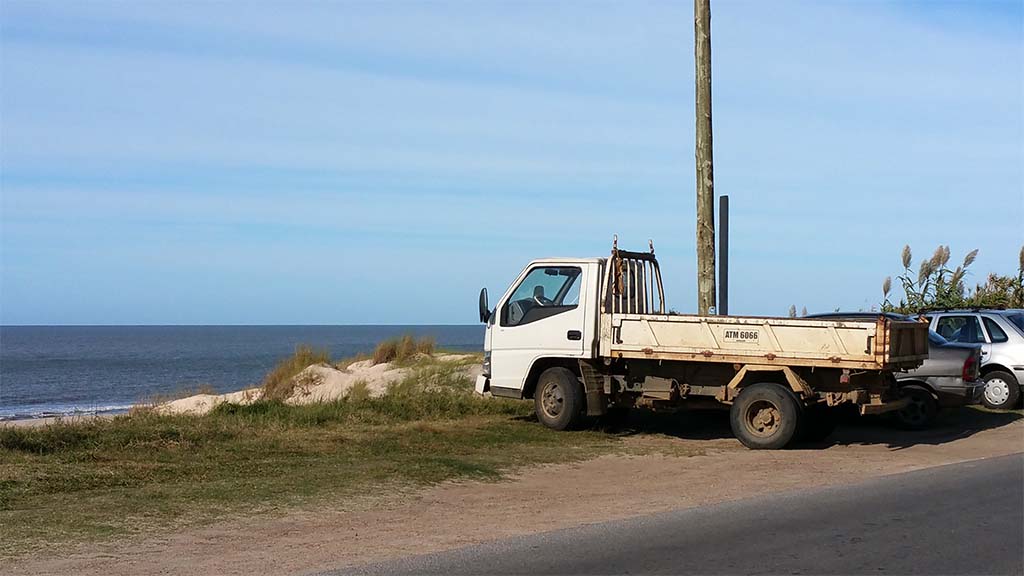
[746,400,781,437]
[984,378,1010,405]
[541,382,564,418]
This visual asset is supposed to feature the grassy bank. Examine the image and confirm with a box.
[0,351,622,556]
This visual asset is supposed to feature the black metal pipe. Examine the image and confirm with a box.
[719,195,729,315]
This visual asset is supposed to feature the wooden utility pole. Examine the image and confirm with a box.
[695,0,716,315]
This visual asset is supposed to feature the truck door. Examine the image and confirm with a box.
[488,264,587,396]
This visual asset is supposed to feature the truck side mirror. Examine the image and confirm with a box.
[479,287,490,323]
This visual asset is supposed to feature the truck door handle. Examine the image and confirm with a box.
[567,330,582,341]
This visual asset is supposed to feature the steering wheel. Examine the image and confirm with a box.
[534,294,554,307]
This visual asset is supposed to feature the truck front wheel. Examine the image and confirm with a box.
[730,382,802,450]
[534,367,586,431]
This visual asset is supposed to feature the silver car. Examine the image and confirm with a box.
[924,310,1024,410]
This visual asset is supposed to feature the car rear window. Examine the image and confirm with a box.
[1004,313,1024,334]
[983,317,1009,343]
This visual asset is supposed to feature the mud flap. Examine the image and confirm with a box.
[579,360,608,416]
[585,389,607,416]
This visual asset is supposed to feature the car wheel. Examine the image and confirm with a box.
[894,386,937,430]
[729,382,802,450]
[534,367,586,430]
[981,371,1021,410]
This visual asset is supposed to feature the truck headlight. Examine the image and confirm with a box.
[483,351,491,377]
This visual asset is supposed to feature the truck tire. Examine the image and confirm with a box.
[981,371,1021,410]
[730,382,802,450]
[800,405,838,443]
[534,367,586,431]
[893,385,937,430]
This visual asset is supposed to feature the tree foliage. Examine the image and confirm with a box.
[881,245,1024,314]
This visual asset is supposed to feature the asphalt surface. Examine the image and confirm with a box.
[337,453,1024,575]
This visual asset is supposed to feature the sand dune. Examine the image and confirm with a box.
[156,354,474,416]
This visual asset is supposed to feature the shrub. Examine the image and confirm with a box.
[881,245,1024,314]
[396,334,417,361]
[347,380,371,402]
[415,336,435,355]
[262,345,331,401]
[372,339,399,365]
[372,334,435,365]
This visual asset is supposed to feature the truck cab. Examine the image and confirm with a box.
[477,258,602,399]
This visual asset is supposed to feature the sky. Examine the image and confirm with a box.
[1,0,1021,325]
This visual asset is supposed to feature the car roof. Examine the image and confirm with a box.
[921,308,1019,314]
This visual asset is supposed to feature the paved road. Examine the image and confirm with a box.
[339,453,1023,575]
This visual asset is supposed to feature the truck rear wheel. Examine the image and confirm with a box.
[534,367,586,431]
[730,382,802,450]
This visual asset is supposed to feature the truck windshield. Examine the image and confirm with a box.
[502,266,581,327]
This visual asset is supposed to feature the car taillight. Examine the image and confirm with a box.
[962,353,978,381]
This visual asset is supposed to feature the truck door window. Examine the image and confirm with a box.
[502,267,581,327]
[935,315,985,344]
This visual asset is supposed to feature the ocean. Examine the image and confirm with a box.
[0,325,484,421]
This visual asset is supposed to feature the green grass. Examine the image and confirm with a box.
[0,357,623,557]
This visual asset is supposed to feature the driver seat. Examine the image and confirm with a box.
[533,285,546,302]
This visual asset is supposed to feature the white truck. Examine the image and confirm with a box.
[475,239,930,449]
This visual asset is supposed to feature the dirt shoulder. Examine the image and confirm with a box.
[9,410,1024,576]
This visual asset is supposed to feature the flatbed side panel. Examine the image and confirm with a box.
[604,314,927,371]
[612,314,877,361]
